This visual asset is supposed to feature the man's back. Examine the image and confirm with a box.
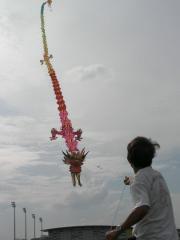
[131,166,178,240]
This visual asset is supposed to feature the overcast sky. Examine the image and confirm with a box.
[0,0,180,239]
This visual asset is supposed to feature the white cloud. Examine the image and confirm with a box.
[65,64,112,82]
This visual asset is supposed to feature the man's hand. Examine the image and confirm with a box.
[105,229,119,240]
[124,176,133,185]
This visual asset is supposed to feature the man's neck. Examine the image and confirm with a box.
[134,167,139,174]
[133,166,151,174]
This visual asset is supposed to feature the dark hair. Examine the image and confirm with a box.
[127,136,160,168]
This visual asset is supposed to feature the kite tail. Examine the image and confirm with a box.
[40,1,81,153]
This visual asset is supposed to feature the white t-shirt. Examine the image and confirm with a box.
[130,166,178,240]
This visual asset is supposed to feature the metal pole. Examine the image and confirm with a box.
[11,202,16,240]
[14,205,16,240]
[23,208,27,240]
[39,217,43,238]
[32,214,36,239]
[25,210,27,240]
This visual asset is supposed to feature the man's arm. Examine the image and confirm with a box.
[106,205,149,240]
[120,205,149,231]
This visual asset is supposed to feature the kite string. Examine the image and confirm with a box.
[111,184,126,228]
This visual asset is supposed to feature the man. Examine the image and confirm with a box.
[106,136,179,240]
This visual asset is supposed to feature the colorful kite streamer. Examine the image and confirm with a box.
[40,0,88,186]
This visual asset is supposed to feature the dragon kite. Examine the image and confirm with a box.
[40,0,88,186]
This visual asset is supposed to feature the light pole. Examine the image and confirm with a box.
[23,208,27,240]
[32,213,36,239]
[39,217,43,238]
[11,201,16,240]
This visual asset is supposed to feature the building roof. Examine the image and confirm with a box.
[43,225,113,232]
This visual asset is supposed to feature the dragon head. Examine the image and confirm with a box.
[62,148,88,164]
[47,0,52,7]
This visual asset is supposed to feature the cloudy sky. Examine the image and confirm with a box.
[0,0,180,239]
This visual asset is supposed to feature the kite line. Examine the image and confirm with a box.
[40,0,88,186]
